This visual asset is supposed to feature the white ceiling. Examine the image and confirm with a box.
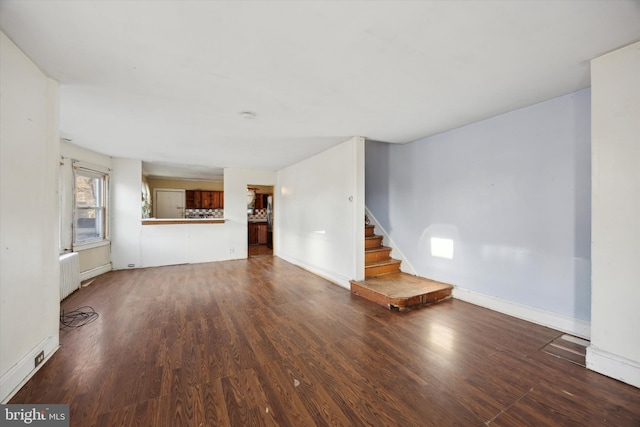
[1,1,639,179]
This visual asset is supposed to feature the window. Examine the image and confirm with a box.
[74,166,109,245]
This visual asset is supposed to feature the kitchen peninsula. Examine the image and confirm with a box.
[142,218,225,225]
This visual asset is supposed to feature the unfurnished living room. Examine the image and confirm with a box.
[1,1,639,426]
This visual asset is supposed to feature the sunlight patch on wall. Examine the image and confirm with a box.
[280,186,291,196]
[431,237,454,259]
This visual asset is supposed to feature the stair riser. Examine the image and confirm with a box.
[365,249,392,263]
[365,263,401,277]
[365,225,376,237]
[365,237,383,249]
[400,289,452,309]
[350,281,452,311]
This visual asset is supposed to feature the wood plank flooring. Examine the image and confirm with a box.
[10,257,640,426]
[248,244,273,258]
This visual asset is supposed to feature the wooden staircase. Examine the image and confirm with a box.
[351,222,453,311]
[364,224,401,277]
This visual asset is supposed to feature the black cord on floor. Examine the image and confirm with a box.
[60,306,99,328]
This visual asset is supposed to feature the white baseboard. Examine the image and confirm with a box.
[277,253,351,290]
[1,336,59,403]
[364,207,417,275]
[80,263,112,282]
[586,346,640,388]
[453,287,591,339]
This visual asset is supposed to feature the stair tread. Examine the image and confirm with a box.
[351,272,453,300]
[365,259,401,267]
[365,246,391,253]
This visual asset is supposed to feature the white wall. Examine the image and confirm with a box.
[140,223,233,267]
[111,158,142,269]
[277,136,365,288]
[588,42,640,388]
[366,90,592,337]
[0,32,60,402]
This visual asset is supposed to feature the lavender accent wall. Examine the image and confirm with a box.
[366,89,591,321]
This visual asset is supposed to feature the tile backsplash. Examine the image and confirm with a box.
[185,208,224,219]
[248,208,267,220]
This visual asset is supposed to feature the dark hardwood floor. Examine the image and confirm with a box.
[248,244,273,258]
[11,257,640,426]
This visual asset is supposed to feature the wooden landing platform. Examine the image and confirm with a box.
[350,272,453,311]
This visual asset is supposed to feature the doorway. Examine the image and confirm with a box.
[247,185,273,257]
[154,189,185,218]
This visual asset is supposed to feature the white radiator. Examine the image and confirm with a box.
[59,252,80,301]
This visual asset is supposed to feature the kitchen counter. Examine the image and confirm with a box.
[142,218,225,225]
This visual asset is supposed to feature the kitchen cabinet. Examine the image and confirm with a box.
[201,191,212,208]
[203,191,223,209]
[248,222,268,245]
[186,190,196,209]
[254,194,264,209]
[184,190,223,209]
[248,223,258,245]
[212,191,222,209]
[257,223,267,244]
[253,194,269,209]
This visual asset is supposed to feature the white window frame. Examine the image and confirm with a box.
[72,161,110,250]
[59,158,73,254]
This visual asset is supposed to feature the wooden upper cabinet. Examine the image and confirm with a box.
[254,194,268,209]
[185,190,196,209]
[184,190,224,209]
[201,191,212,209]
[211,191,220,209]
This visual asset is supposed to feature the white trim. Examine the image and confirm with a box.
[354,137,365,281]
[73,239,110,252]
[278,253,351,289]
[59,158,73,252]
[365,206,417,275]
[73,166,110,245]
[80,263,112,282]
[1,336,58,403]
[72,159,111,174]
[586,346,640,389]
[452,287,591,339]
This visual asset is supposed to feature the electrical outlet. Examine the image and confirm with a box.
[34,350,44,367]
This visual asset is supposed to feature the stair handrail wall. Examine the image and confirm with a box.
[365,206,417,276]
